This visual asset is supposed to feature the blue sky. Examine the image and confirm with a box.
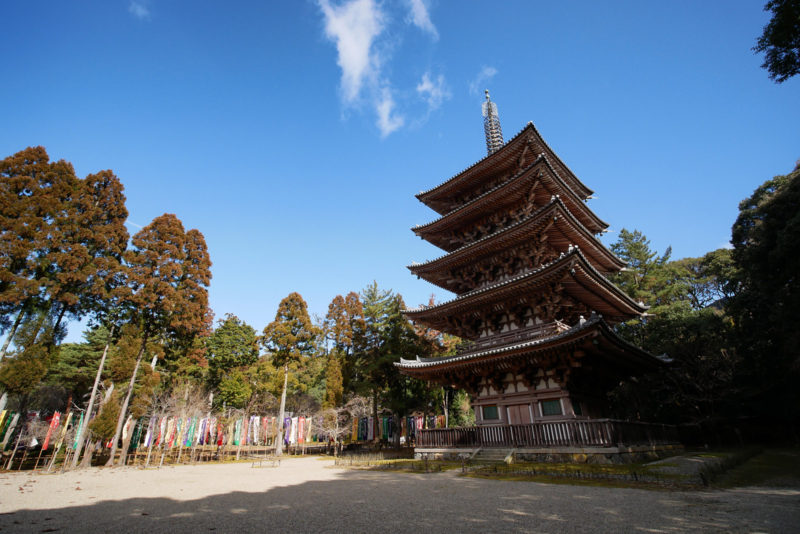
[1,1,797,342]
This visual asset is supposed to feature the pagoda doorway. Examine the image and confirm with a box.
[507,404,533,425]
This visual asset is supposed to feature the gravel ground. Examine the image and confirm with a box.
[0,457,798,533]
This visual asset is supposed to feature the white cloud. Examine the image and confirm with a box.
[406,0,438,40]
[469,65,498,95]
[416,72,449,111]
[317,0,443,137]
[128,1,150,20]
[318,0,384,104]
[376,88,404,137]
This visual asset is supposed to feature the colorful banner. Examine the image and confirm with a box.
[54,411,73,449]
[42,411,61,451]
[71,411,85,449]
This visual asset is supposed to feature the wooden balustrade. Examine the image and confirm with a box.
[456,321,569,354]
[416,419,679,449]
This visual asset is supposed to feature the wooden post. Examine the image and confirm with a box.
[18,449,28,471]
[33,448,45,470]
[46,445,61,472]
[144,441,154,468]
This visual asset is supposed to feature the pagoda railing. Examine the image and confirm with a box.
[416,419,680,449]
[455,321,570,354]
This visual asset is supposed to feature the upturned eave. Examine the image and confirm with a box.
[412,154,608,251]
[395,314,662,377]
[416,122,594,212]
[404,249,646,329]
[408,197,626,293]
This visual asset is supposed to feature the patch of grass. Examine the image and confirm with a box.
[714,449,800,488]
[465,460,694,490]
[696,447,761,486]
[695,452,730,458]
[464,471,679,490]
[471,461,677,477]
[335,458,462,472]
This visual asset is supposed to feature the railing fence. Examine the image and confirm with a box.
[416,419,679,449]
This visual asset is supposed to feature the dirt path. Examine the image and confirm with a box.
[1,457,797,533]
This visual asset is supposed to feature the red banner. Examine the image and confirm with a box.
[42,411,61,451]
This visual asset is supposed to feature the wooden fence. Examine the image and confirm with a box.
[416,419,679,449]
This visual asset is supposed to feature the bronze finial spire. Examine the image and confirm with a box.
[482,89,504,155]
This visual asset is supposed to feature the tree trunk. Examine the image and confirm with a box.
[275,363,288,456]
[30,301,53,345]
[372,388,378,441]
[0,307,26,360]
[51,304,67,340]
[79,435,95,468]
[71,325,115,468]
[118,417,134,466]
[107,333,148,466]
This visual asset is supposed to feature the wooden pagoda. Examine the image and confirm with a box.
[397,93,677,459]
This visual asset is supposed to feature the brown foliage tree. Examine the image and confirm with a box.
[107,214,212,465]
[0,149,129,358]
[0,147,78,356]
[324,292,365,394]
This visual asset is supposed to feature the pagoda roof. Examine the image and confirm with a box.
[408,197,626,293]
[404,248,647,332]
[396,313,662,378]
[412,154,608,251]
[417,122,593,214]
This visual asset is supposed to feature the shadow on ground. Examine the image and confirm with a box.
[1,467,798,533]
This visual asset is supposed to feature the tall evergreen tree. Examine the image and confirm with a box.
[44,169,129,337]
[166,228,213,377]
[0,147,129,388]
[207,314,259,386]
[107,214,211,465]
[0,147,78,357]
[261,292,317,455]
[323,350,343,409]
[324,292,365,395]
[607,230,740,428]
[358,282,394,424]
[730,163,800,425]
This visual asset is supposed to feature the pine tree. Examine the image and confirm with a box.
[207,314,259,385]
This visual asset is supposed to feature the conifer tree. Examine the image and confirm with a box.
[44,170,129,337]
[207,314,259,384]
[261,292,317,455]
[324,292,365,394]
[323,350,343,409]
[0,147,78,357]
[207,314,259,409]
[730,163,800,422]
[0,148,129,361]
[107,214,211,466]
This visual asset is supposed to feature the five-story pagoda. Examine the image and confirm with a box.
[397,93,671,453]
